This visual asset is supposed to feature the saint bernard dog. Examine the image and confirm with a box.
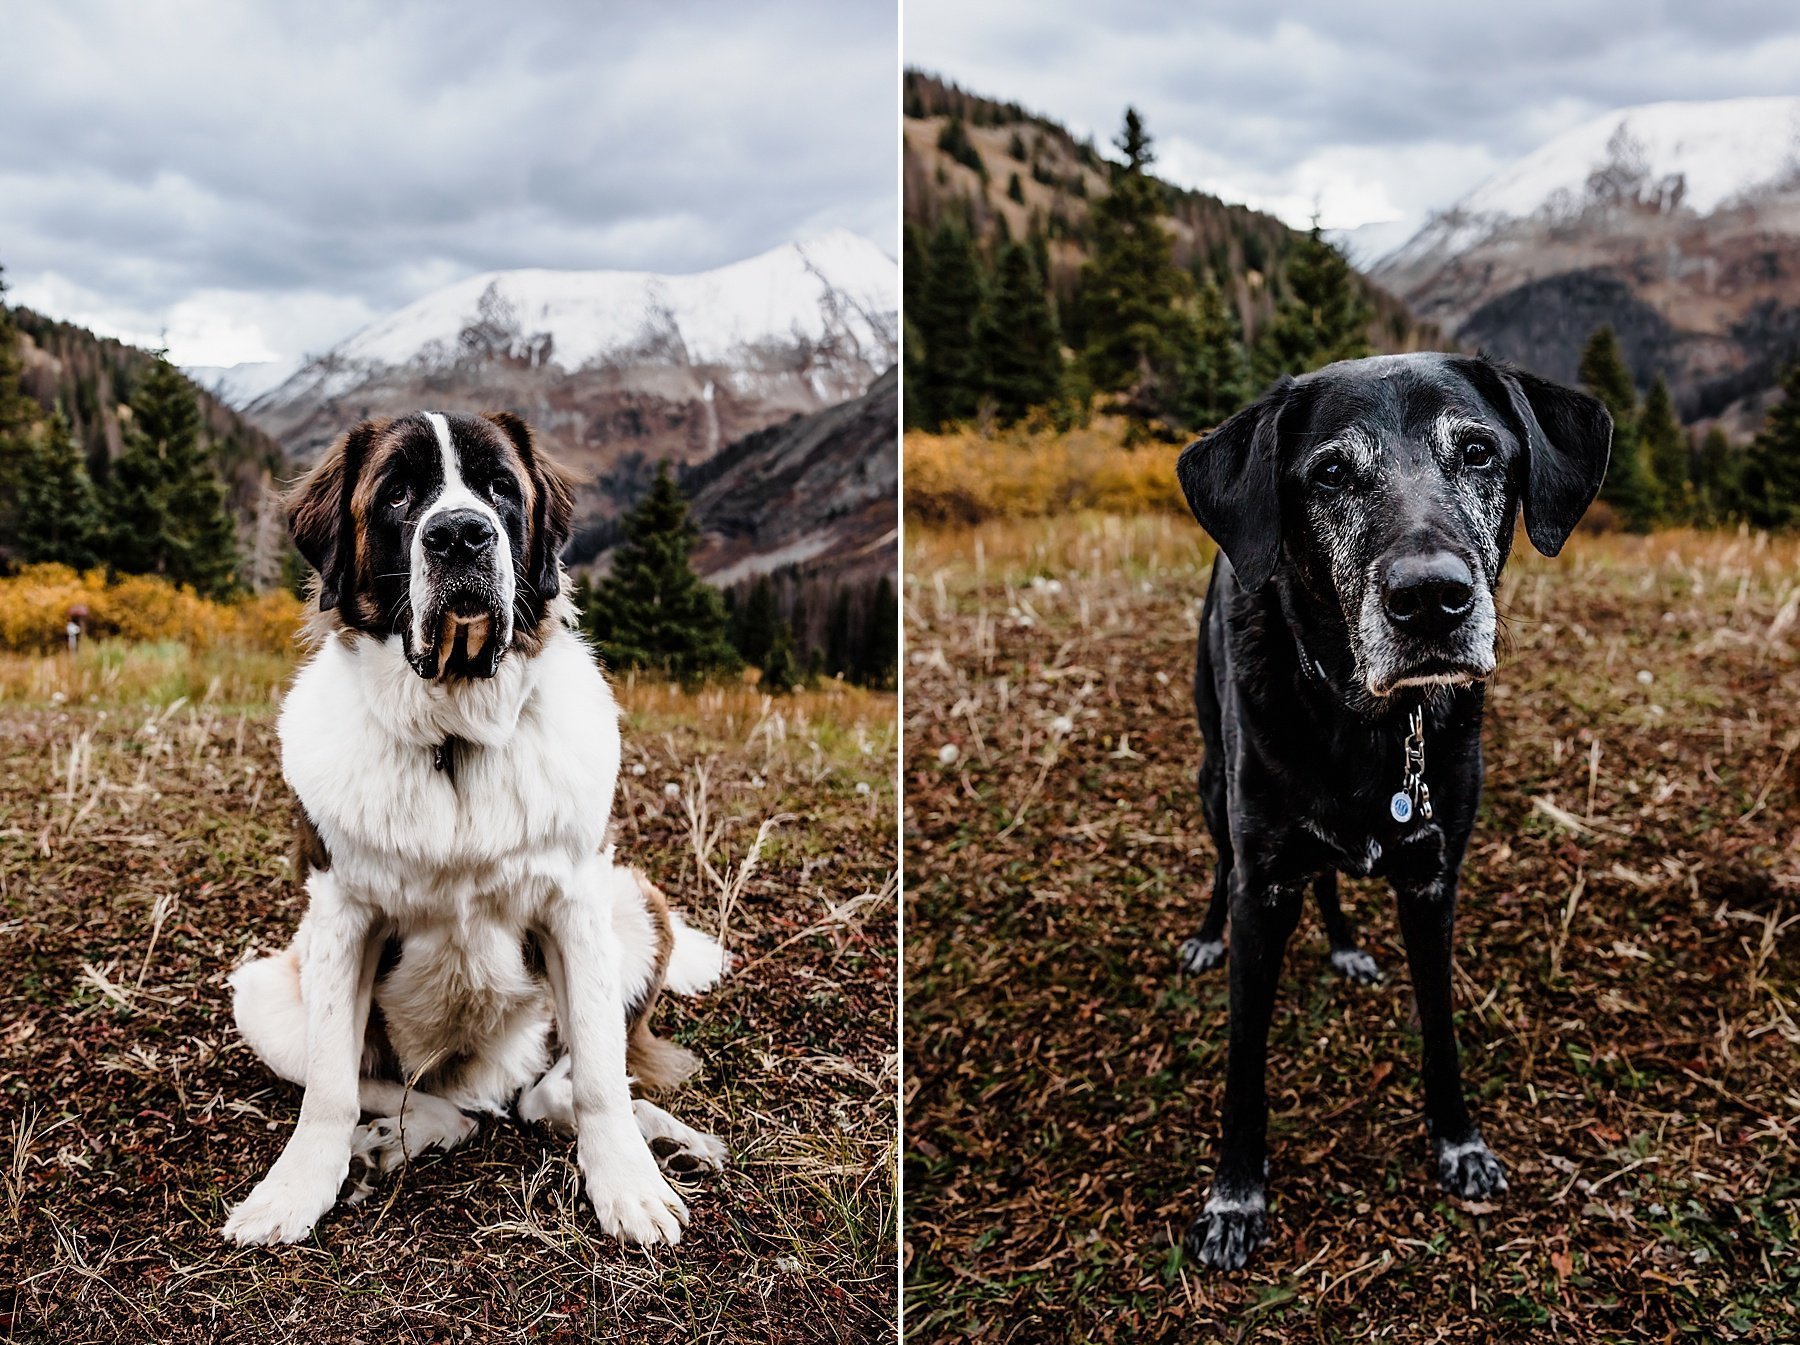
[221,410,728,1248]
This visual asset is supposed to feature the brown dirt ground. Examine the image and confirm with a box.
[904,517,1800,1343]
[0,673,898,1344]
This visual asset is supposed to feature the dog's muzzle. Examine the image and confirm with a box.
[410,509,508,681]
[1363,548,1496,696]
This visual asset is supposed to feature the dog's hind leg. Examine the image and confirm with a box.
[517,1055,727,1177]
[1178,849,1232,974]
[1185,874,1305,1271]
[1315,872,1382,985]
[348,1079,479,1186]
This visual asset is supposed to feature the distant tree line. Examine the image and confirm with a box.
[0,270,245,597]
[572,464,896,692]
[1576,324,1800,530]
[906,107,1373,440]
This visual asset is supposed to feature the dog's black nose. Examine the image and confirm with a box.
[1382,552,1475,633]
[422,509,496,561]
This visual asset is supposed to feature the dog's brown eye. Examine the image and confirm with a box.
[381,482,409,510]
[1311,458,1351,491]
[1462,437,1497,468]
[489,475,520,502]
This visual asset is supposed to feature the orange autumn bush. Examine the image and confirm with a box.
[904,423,1188,523]
[0,565,305,654]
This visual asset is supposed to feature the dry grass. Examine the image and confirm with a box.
[904,516,1800,1342]
[0,647,898,1343]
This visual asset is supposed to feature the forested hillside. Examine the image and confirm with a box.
[903,69,1431,436]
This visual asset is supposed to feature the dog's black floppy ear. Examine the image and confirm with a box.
[484,410,576,602]
[288,419,383,611]
[1454,357,1613,557]
[1175,379,1290,590]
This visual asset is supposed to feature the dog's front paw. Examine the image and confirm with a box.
[1178,937,1226,974]
[1435,1133,1508,1199]
[581,1132,690,1246]
[1329,946,1383,985]
[1183,1190,1268,1270]
[221,1159,342,1246]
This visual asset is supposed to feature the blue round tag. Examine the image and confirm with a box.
[1389,792,1412,824]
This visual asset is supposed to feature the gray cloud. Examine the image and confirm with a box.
[0,0,897,367]
[906,1,1800,239]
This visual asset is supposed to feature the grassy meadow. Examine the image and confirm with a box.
[0,611,899,1343]
[904,511,1800,1342]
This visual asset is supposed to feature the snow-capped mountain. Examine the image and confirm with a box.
[236,230,898,497]
[1374,97,1800,425]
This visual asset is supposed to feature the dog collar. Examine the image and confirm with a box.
[1390,706,1433,825]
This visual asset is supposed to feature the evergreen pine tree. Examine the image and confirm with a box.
[104,355,241,594]
[15,408,101,568]
[733,575,782,668]
[1079,108,1191,413]
[977,241,1061,424]
[759,621,799,694]
[585,464,740,680]
[856,573,898,689]
[1693,426,1737,524]
[0,268,44,552]
[825,585,853,680]
[914,218,984,429]
[1252,221,1371,383]
[1741,359,1800,529]
[1578,326,1656,530]
[1174,278,1248,430]
[1639,374,1686,521]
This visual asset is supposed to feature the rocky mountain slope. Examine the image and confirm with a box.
[234,231,897,525]
[1375,96,1800,425]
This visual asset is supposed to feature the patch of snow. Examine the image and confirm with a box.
[703,533,834,587]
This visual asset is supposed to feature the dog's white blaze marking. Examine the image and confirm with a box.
[409,411,516,658]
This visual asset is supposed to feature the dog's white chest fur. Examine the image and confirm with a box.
[280,621,620,916]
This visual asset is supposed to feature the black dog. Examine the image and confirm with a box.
[1173,352,1611,1270]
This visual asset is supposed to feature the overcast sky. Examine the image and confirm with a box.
[0,0,896,370]
[906,1,1800,249]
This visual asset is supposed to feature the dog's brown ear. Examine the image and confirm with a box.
[1452,357,1613,557]
[288,420,383,611]
[484,411,576,601]
[1176,379,1290,590]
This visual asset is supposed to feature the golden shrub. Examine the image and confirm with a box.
[905,423,1188,523]
[0,567,306,654]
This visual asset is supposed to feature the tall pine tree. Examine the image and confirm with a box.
[1079,108,1192,419]
[0,267,44,553]
[914,218,984,429]
[585,464,740,680]
[105,355,241,595]
[15,408,101,568]
[977,240,1061,424]
[1741,359,1800,529]
[1639,374,1686,521]
[1252,221,1371,383]
[1578,326,1656,531]
[1174,278,1248,430]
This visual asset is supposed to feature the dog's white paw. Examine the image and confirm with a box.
[1435,1132,1508,1199]
[581,1131,690,1246]
[1330,947,1383,985]
[352,1109,478,1176]
[1178,937,1226,974]
[221,1159,342,1245]
[1184,1189,1269,1271]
